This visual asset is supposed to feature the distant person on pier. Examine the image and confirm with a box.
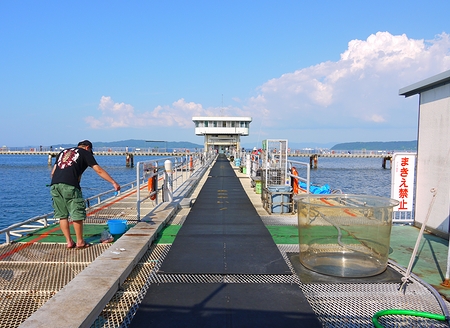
[50,140,121,249]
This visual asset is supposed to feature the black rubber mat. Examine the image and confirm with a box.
[130,283,322,328]
[130,155,320,327]
[159,155,291,275]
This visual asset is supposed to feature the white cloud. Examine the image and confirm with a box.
[84,96,136,128]
[84,32,450,143]
[251,32,450,140]
[85,96,252,130]
[367,114,386,123]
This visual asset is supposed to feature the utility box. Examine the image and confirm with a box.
[268,185,292,213]
[260,139,292,213]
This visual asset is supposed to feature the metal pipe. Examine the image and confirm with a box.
[400,188,437,289]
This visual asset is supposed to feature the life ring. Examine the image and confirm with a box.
[148,175,157,200]
[291,167,299,194]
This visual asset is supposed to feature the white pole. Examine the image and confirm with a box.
[401,188,437,289]
[136,162,141,221]
[164,160,173,202]
[443,189,450,286]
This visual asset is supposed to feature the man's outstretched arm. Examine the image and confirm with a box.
[92,165,121,191]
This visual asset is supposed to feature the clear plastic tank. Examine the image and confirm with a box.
[296,194,399,278]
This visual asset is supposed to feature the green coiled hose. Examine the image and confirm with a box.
[372,309,447,327]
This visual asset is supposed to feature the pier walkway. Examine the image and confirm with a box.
[1,155,450,327]
[129,154,321,327]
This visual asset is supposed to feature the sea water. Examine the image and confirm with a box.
[0,155,392,243]
[0,154,163,242]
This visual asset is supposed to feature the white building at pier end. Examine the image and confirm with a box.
[192,116,252,153]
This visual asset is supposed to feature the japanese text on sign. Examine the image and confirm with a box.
[391,153,416,212]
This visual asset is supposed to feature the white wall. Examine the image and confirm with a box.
[415,84,450,235]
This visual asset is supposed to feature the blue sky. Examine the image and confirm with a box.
[1,1,449,148]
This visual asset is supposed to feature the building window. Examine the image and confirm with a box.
[213,121,217,127]
[223,121,226,127]
[204,121,208,127]
[231,121,235,127]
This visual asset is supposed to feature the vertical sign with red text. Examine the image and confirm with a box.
[391,153,416,212]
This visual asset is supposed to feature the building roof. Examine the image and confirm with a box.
[399,69,450,98]
[192,116,252,122]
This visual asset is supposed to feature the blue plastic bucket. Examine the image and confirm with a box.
[107,219,127,234]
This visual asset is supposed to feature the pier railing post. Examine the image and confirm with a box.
[163,160,173,202]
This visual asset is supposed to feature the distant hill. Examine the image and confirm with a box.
[52,139,203,151]
[242,141,336,150]
[49,139,417,152]
[331,141,417,151]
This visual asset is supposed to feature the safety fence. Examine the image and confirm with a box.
[232,151,413,223]
[135,151,216,220]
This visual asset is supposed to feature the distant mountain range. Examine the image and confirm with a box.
[244,140,417,151]
[330,140,417,151]
[53,139,203,151]
[50,139,417,151]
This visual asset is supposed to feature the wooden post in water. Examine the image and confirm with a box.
[309,155,318,169]
[125,153,134,167]
[126,153,134,167]
[382,156,392,169]
[48,154,53,166]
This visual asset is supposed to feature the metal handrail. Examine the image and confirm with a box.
[84,180,142,208]
[0,213,58,244]
[0,158,194,243]
[135,151,215,220]
[287,159,311,194]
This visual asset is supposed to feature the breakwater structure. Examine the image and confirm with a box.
[286,150,395,168]
[0,148,192,167]
[0,147,398,168]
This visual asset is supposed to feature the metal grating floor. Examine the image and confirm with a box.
[2,220,450,328]
[91,245,169,328]
[90,243,450,328]
[0,243,110,328]
[1,197,450,328]
[2,239,449,327]
[0,187,155,328]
